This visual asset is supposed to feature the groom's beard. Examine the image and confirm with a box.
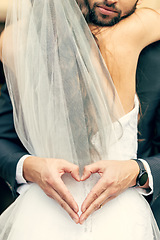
[81,1,138,27]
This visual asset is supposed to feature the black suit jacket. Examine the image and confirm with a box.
[0,41,160,227]
[0,83,28,197]
[136,41,160,228]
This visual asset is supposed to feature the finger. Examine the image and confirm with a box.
[81,163,100,181]
[101,195,115,206]
[81,177,106,212]
[49,175,79,213]
[45,185,80,224]
[80,194,115,224]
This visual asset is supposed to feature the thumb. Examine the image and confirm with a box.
[63,161,80,181]
[81,163,99,181]
[70,165,81,182]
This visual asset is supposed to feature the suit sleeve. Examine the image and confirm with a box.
[136,41,160,206]
[0,83,29,197]
[144,101,160,205]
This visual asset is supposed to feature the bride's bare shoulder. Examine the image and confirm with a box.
[105,8,160,52]
[122,8,160,48]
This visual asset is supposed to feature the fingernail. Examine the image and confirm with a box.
[74,208,78,213]
[81,176,84,181]
[82,208,86,213]
[80,217,85,225]
[73,218,79,224]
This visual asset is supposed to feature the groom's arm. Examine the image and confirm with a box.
[0,83,81,223]
[139,100,160,204]
[0,83,29,197]
[144,155,160,203]
[138,128,160,228]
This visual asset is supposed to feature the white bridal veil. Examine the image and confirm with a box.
[2,0,125,170]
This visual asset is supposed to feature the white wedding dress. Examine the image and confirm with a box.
[0,96,159,240]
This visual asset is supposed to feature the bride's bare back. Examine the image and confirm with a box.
[90,8,160,113]
[0,3,160,113]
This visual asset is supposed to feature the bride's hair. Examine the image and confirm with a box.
[76,0,90,22]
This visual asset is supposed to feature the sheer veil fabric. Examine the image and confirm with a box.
[2,0,125,169]
[1,0,160,239]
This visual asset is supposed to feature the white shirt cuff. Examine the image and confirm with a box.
[16,155,30,184]
[16,155,31,194]
[16,155,30,194]
[135,159,153,196]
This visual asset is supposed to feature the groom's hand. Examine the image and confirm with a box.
[79,160,139,224]
[23,156,80,224]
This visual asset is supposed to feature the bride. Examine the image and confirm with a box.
[0,0,160,239]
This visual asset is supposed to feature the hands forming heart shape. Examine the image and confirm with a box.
[23,157,140,224]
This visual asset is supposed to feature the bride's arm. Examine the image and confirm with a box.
[0,26,15,72]
[129,8,160,51]
[0,30,4,62]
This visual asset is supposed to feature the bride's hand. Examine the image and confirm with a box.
[79,160,139,224]
[23,156,80,224]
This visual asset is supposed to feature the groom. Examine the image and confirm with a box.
[0,0,160,226]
